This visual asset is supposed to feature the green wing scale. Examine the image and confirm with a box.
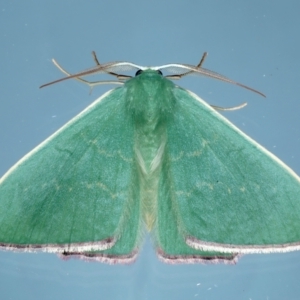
[156,87,300,261]
[0,88,141,263]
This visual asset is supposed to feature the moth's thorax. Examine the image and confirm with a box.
[124,70,176,230]
[124,69,177,176]
[124,70,177,124]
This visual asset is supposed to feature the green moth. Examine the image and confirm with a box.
[1,52,300,264]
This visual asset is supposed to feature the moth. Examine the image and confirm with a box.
[1,52,299,264]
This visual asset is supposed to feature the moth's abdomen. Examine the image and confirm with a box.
[134,116,167,231]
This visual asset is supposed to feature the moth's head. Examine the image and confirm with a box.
[135,69,163,77]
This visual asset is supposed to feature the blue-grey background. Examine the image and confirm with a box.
[1,1,300,299]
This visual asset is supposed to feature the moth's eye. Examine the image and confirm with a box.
[157,70,163,76]
[135,69,143,76]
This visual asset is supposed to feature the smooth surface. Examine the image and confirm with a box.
[1,0,300,299]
